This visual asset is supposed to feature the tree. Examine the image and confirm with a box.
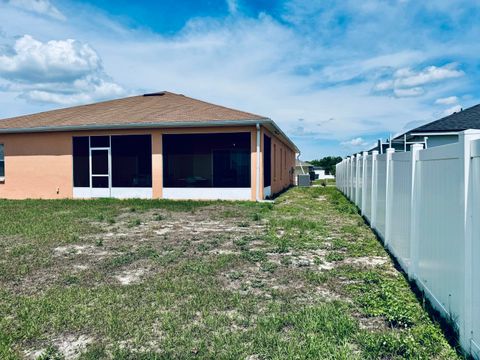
[309,156,343,176]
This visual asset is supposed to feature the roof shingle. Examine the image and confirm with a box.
[411,104,480,133]
[0,91,267,131]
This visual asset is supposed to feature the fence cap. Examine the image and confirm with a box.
[362,151,369,156]
[462,129,480,135]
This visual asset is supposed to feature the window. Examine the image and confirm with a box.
[0,144,4,179]
[163,133,250,188]
[263,135,271,187]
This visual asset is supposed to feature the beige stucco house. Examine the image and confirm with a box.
[0,92,298,201]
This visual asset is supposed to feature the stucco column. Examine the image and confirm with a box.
[152,130,163,198]
[250,129,258,201]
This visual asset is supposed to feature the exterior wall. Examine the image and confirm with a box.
[0,132,73,199]
[0,125,290,201]
[391,134,459,152]
[261,127,296,198]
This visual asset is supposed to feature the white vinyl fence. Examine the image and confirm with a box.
[336,130,480,359]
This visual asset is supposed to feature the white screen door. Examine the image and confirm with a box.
[90,147,111,198]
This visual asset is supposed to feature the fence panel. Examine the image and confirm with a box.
[471,140,480,356]
[351,157,357,202]
[356,155,363,207]
[415,145,464,323]
[363,155,372,221]
[387,151,412,268]
[374,154,387,240]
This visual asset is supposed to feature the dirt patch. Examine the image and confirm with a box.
[115,268,148,285]
[342,256,388,267]
[54,244,113,257]
[24,334,93,360]
[3,204,267,295]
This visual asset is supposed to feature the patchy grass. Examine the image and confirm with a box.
[0,189,459,359]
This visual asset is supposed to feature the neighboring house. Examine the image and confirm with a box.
[313,166,335,180]
[382,104,480,152]
[0,92,298,201]
[294,159,314,184]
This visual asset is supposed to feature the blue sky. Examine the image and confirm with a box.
[0,0,479,159]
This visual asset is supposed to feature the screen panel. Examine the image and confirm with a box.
[163,133,251,188]
[263,135,271,187]
[111,135,152,188]
[91,150,109,175]
[73,137,89,187]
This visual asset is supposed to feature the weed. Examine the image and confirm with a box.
[326,252,346,262]
[241,250,267,263]
[260,261,278,273]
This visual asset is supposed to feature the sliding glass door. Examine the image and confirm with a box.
[73,135,152,198]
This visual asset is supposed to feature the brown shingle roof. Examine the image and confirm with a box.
[0,91,267,131]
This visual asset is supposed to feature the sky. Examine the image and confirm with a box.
[0,0,479,159]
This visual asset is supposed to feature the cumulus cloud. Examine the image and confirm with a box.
[0,35,125,104]
[435,96,458,105]
[374,63,465,98]
[394,64,464,87]
[0,35,101,83]
[8,0,65,21]
[341,137,368,147]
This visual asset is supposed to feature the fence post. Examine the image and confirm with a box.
[345,157,350,198]
[361,151,368,215]
[459,130,480,352]
[408,143,423,280]
[349,156,353,199]
[353,154,361,207]
[371,150,378,229]
[350,156,355,201]
[384,148,395,247]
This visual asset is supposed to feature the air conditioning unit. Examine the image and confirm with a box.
[297,174,311,187]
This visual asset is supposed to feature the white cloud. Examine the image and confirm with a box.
[0,35,101,83]
[374,63,464,98]
[341,137,368,147]
[373,80,394,91]
[8,0,65,21]
[394,64,464,88]
[226,0,239,15]
[0,35,125,104]
[435,96,458,105]
[394,87,424,97]
[441,104,462,117]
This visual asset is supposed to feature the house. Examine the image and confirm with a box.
[313,166,335,180]
[383,103,480,152]
[0,92,298,200]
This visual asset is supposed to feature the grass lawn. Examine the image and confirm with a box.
[0,188,459,359]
